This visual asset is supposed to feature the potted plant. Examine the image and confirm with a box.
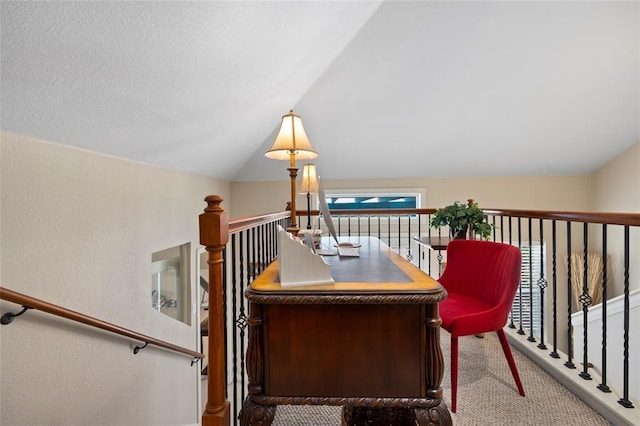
[429,199,493,240]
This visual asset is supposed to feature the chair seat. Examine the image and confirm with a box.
[439,292,493,336]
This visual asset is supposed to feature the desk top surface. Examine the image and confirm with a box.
[248,236,442,299]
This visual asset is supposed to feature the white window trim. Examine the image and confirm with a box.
[320,187,426,209]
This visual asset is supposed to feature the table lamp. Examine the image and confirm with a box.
[299,163,319,229]
[265,110,318,235]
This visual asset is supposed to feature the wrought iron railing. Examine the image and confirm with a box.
[199,196,639,424]
[222,212,290,421]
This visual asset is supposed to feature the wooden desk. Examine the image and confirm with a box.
[239,237,451,425]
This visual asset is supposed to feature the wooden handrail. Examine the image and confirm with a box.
[0,286,203,360]
[482,208,640,227]
[295,208,437,217]
[294,207,640,227]
[229,211,291,234]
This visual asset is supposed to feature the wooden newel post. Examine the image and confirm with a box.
[199,195,231,426]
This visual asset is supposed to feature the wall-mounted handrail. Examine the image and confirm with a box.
[0,286,203,362]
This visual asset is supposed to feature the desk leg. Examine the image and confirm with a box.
[425,305,445,398]
[423,304,451,425]
[239,398,275,426]
[414,401,452,425]
[239,303,276,426]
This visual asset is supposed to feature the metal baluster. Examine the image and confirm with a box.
[417,213,423,269]
[436,227,443,278]
[598,224,611,393]
[579,223,592,380]
[258,225,264,275]
[427,214,432,276]
[618,226,634,408]
[252,227,258,277]
[397,214,401,256]
[492,215,497,241]
[517,218,525,335]
[550,220,560,358]
[537,219,547,350]
[509,217,516,329]
[230,234,240,417]
[528,218,536,342]
[239,232,249,405]
[565,221,576,369]
[221,246,229,396]
[265,222,271,262]
[406,213,413,261]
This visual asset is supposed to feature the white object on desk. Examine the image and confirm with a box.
[297,229,322,248]
[278,226,334,287]
[337,246,360,257]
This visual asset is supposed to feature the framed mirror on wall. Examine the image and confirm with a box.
[151,243,191,325]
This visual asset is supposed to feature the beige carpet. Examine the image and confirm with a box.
[271,330,611,425]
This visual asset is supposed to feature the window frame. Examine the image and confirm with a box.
[319,187,426,213]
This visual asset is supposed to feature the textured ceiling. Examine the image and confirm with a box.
[1,1,638,182]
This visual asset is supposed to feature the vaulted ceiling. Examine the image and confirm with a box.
[2,1,638,182]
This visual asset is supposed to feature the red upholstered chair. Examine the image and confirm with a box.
[438,239,525,413]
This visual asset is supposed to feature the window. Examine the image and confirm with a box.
[315,188,426,256]
[322,188,424,212]
[512,241,546,339]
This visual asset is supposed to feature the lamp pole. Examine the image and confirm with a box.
[306,192,312,229]
[287,150,299,235]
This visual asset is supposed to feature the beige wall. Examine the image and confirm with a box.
[590,141,640,296]
[231,175,592,219]
[591,141,640,213]
[0,133,229,426]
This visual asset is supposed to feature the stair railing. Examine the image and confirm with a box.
[0,286,203,361]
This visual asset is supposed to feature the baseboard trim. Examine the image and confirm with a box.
[505,327,640,426]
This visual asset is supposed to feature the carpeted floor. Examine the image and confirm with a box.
[269,331,611,425]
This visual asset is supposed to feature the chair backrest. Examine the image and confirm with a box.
[439,240,522,319]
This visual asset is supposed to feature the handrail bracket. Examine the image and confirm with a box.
[133,341,149,354]
[1,305,33,325]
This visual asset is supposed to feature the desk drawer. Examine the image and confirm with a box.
[263,303,424,398]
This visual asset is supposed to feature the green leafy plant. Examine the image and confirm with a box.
[429,200,493,240]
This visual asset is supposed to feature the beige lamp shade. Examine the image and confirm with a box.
[265,110,318,161]
[299,163,319,194]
